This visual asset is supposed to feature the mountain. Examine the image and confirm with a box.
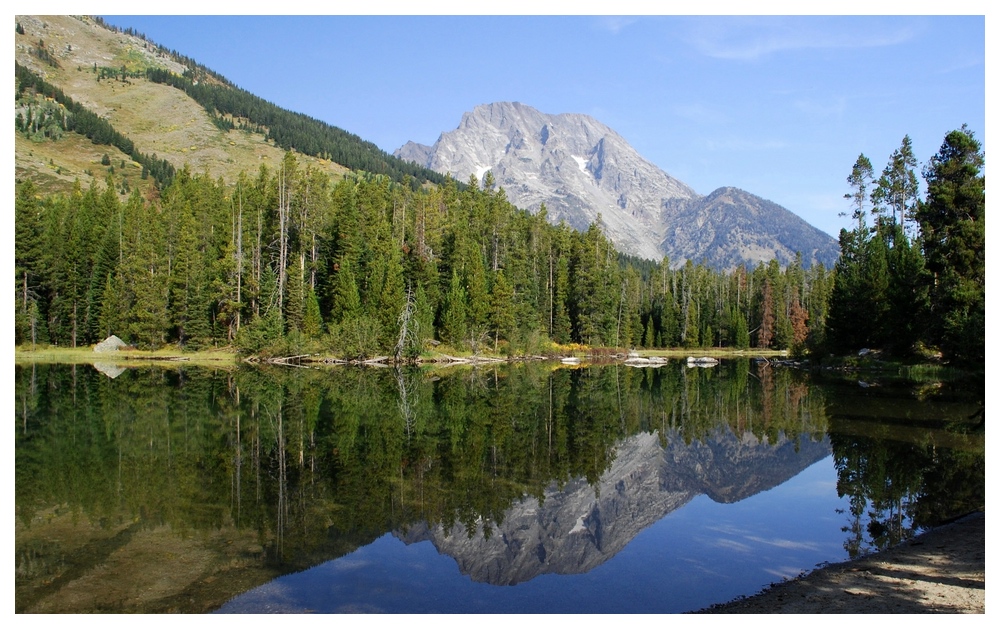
[14,15,446,196]
[395,102,840,268]
[396,428,831,586]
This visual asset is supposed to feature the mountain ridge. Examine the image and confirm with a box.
[396,101,839,268]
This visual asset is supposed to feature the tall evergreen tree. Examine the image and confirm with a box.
[916,125,985,364]
[827,154,890,353]
[872,135,920,235]
[489,269,516,351]
[329,259,362,324]
[880,224,928,354]
[844,153,875,234]
[440,269,467,348]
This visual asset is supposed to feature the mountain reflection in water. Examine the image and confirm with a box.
[397,428,830,586]
[14,360,983,613]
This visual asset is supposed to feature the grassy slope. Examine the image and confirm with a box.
[14,15,348,197]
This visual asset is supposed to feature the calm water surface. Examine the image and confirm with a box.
[14,360,983,613]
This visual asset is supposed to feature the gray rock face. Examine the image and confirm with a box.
[395,102,839,268]
[395,429,831,585]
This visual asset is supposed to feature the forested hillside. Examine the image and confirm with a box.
[13,160,832,358]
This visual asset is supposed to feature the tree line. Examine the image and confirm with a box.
[14,156,831,358]
[14,116,981,365]
[825,127,984,365]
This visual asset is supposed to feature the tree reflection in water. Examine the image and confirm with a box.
[14,360,983,612]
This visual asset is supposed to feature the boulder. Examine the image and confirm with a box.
[94,335,128,353]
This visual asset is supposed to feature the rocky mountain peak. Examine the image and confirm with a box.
[396,102,839,268]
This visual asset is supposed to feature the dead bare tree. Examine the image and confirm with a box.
[394,284,417,363]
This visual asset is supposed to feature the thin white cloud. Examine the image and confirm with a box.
[712,538,754,552]
[744,535,821,551]
[330,558,374,571]
[931,54,985,76]
[686,16,922,61]
[594,16,641,35]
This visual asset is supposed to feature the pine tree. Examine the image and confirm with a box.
[329,259,361,324]
[302,288,323,338]
[757,280,775,349]
[916,126,985,364]
[99,270,126,340]
[872,136,920,235]
[123,194,169,347]
[788,295,809,354]
[880,224,928,354]
[411,282,435,353]
[489,269,516,351]
[844,153,875,234]
[643,316,655,348]
[464,244,489,333]
[732,305,750,349]
[827,153,890,353]
[284,254,306,333]
[440,269,467,348]
[571,221,618,345]
[550,229,573,343]
[15,181,44,345]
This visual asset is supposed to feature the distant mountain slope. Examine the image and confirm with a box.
[396,102,839,268]
[14,15,446,195]
[662,187,841,269]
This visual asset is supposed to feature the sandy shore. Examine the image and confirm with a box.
[697,511,984,613]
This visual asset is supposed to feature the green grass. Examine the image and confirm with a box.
[15,344,240,368]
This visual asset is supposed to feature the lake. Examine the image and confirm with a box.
[14,359,983,613]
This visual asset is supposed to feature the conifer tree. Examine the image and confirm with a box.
[15,181,46,345]
[916,125,985,363]
[123,193,169,347]
[440,269,467,348]
[329,259,362,324]
[872,136,920,235]
[464,243,490,335]
[757,279,775,349]
[732,305,751,349]
[489,269,516,351]
[302,288,323,338]
[284,255,306,333]
[827,154,889,353]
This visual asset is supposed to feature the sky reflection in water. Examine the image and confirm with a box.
[219,455,848,614]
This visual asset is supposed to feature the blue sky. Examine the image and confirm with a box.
[93,9,986,238]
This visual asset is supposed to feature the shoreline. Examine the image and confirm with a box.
[13,345,792,369]
[696,510,985,613]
